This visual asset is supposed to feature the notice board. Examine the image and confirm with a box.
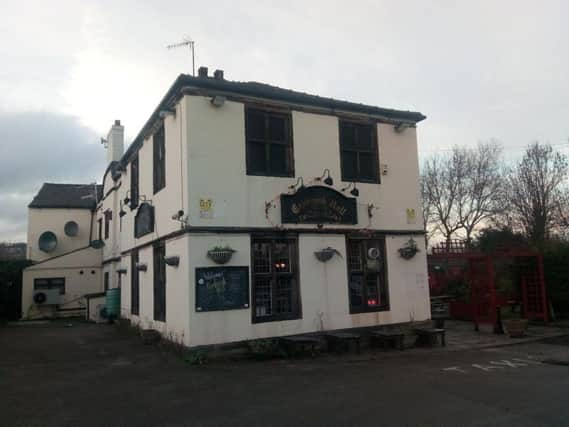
[195,266,249,312]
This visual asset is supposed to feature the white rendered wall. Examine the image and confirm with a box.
[185,233,430,347]
[27,208,94,262]
[184,96,422,232]
[22,246,102,319]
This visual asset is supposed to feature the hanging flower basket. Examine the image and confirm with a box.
[398,238,420,260]
[207,246,236,264]
[314,247,342,262]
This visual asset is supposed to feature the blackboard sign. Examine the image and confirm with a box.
[195,267,249,312]
[281,185,357,224]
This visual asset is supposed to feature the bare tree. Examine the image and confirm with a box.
[456,142,504,244]
[421,150,467,245]
[504,142,569,245]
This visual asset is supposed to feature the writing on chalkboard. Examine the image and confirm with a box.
[195,267,249,312]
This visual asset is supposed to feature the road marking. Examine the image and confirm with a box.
[442,366,467,373]
[443,358,542,374]
[490,360,527,368]
[472,363,504,372]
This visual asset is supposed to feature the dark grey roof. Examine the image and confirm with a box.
[122,73,426,164]
[28,183,103,209]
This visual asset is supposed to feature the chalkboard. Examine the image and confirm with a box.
[195,267,249,312]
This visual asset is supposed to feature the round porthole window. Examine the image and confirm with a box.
[38,231,58,252]
[64,221,79,237]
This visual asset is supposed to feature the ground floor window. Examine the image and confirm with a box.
[346,237,389,313]
[34,278,65,294]
[153,241,166,322]
[251,235,300,323]
[131,250,139,315]
[104,272,109,292]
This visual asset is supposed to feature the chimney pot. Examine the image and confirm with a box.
[213,69,224,80]
[198,66,208,78]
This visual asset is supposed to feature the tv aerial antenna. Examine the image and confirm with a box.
[167,38,195,76]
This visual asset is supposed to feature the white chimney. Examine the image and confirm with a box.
[106,120,124,163]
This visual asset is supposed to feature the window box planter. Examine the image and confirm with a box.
[207,247,236,265]
[398,238,420,260]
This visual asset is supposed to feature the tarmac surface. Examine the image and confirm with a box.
[1,321,569,427]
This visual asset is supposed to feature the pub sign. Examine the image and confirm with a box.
[280,186,357,224]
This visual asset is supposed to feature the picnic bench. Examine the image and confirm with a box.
[414,328,446,347]
[281,335,321,358]
[370,330,405,351]
[325,332,361,353]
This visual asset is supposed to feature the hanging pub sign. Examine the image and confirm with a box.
[280,186,357,224]
[134,202,154,238]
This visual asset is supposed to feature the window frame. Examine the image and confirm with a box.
[130,155,139,210]
[104,271,110,291]
[131,250,140,315]
[34,278,65,295]
[251,234,301,324]
[245,106,295,177]
[153,123,166,194]
[153,241,166,322]
[345,236,389,314]
[97,218,103,241]
[338,119,380,184]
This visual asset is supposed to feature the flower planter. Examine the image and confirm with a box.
[207,249,235,265]
[505,319,529,338]
[398,238,419,260]
[314,247,341,262]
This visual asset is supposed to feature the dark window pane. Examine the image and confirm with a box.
[268,116,286,142]
[269,144,287,175]
[359,153,376,181]
[253,242,271,273]
[342,150,358,181]
[276,277,293,314]
[349,274,363,307]
[366,276,380,307]
[340,124,356,147]
[248,141,267,173]
[247,111,265,140]
[254,277,272,317]
[356,125,373,149]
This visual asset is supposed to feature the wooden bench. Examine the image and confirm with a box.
[281,336,321,358]
[370,330,405,351]
[414,328,446,347]
[325,332,361,354]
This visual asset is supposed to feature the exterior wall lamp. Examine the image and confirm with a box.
[341,181,359,197]
[210,95,226,107]
[288,177,304,192]
[394,122,412,133]
[316,169,334,186]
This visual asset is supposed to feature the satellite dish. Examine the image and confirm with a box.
[367,247,381,260]
[38,231,58,252]
[64,221,79,237]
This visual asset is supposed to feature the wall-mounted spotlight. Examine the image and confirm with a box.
[316,169,334,186]
[123,190,131,205]
[288,177,304,192]
[164,256,180,267]
[394,122,412,133]
[117,268,127,274]
[159,109,176,119]
[210,95,226,108]
[135,263,147,272]
[341,181,359,197]
[119,200,127,217]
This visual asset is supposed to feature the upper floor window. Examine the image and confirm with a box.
[104,210,112,240]
[339,120,379,183]
[153,124,166,194]
[130,155,139,209]
[245,108,294,177]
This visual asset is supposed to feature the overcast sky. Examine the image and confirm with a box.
[1,0,569,242]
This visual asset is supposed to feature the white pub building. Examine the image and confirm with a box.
[22,68,430,348]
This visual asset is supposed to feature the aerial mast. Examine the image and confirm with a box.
[167,38,196,76]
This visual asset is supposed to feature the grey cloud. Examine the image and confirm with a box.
[0,111,105,241]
